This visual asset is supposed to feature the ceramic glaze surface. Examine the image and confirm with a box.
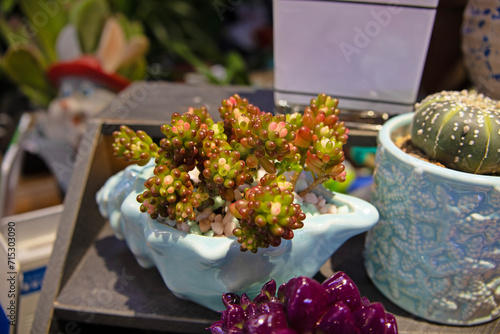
[462,0,500,99]
[97,162,379,312]
[364,113,500,325]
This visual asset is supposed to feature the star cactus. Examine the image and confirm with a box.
[112,93,348,252]
[411,90,500,175]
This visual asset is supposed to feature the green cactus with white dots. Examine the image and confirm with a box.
[411,90,500,174]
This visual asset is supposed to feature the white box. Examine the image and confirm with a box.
[0,205,62,334]
[274,0,438,114]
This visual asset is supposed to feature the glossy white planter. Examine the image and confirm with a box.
[96,162,379,312]
[364,113,500,325]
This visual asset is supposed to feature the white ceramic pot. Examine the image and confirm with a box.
[97,162,379,312]
[364,113,500,325]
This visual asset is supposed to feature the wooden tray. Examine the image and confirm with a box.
[32,83,500,333]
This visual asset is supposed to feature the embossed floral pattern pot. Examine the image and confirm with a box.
[364,113,500,325]
[461,0,500,99]
[97,162,379,312]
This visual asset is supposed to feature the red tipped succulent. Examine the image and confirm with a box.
[111,93,348,252]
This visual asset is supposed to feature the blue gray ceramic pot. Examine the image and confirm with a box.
[364,113,500,325]
[96,162,379,312]
[462,0,500,99]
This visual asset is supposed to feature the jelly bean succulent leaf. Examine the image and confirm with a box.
[208,272,398,334]
[111,93,348,252]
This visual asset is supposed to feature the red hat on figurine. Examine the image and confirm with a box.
[47,55,131,92]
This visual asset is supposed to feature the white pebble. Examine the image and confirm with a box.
[319,206,328,214]
[304,192,319,205]
[235,190,243,200]
[181,222,191,233]
[294,178,308,193]
[327,204,338,214]
[211,222,224,235]
[318,198,326,207]
[238,184,251,192]
[189,168,200,183]
[294,193,303,203]
[224,221,236,237]
[195,207,212,222]
[214,214,223,222]
[222,212,235,225]
[199,219,211,233]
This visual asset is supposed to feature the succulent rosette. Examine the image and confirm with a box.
[230,174,306,252]
[137,164,198,222]
[288,93,348,195]
[112,125,159,166]
[111,93,349,253]
[202,149,253,201]
[219,95,263,126]
[159,112,208,167]
[209,272,398,334]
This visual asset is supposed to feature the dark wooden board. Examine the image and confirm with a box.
[54,223,220,333]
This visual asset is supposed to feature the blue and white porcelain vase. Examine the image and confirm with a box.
[364,113,500,325]
[96,161,379,312]
[462,0,500,99]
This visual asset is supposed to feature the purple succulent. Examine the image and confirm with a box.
[208,272,398,334]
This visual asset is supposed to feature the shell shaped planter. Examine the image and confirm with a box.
[96,161,379,312]
[364,113,500,326]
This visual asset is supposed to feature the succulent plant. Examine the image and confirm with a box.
[208,272,398,334]
[230,174,306,253]
[0,0,149,107]
[411,90,500,174]
[112,93,348,252]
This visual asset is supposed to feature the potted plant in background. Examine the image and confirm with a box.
[0,0,149,191]
[364,90,500,325]
[96,93,380,312]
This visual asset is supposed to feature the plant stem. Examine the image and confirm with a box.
[290,171,301,188]
[298,175,329,197]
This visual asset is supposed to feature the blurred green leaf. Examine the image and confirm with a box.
[69,0,109,53]
[115,13,133,39]
[116,0,250,85]
[0,14,31,48]
[128,20,144,37]
[108,0,134,16]
[1,0,18,16]
[115,13,144,39]
[2,46,55,106]
[19,0,67,63]
[118,57,147,81]
[224,51,250,85]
